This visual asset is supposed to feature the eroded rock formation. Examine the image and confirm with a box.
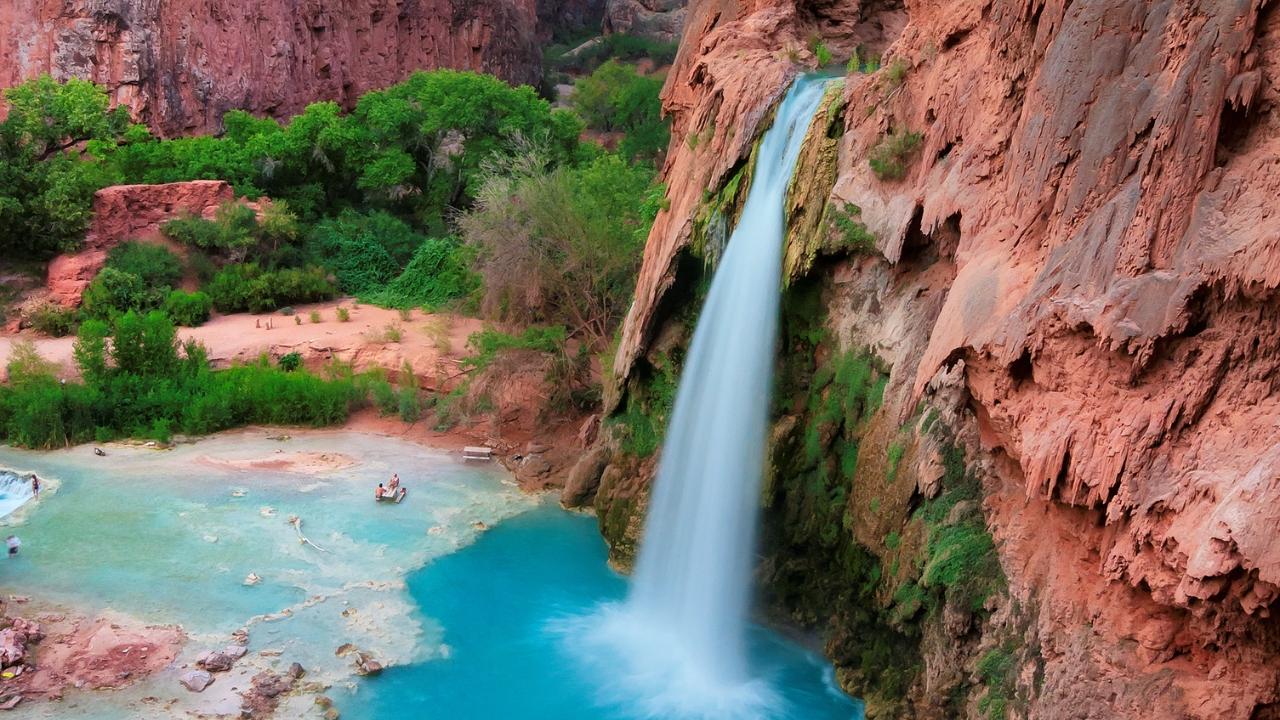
[0,0,604,135]
[585,0,1280,718]
[604,0,688,41]
[45,180,245,307]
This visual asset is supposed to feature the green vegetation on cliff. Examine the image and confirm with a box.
[868,129,924,181]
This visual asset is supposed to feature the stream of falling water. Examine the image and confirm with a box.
[566,75,839,719]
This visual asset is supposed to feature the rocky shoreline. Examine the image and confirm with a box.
[0,597,183,712]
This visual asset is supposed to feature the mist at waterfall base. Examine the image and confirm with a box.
[556,76,859,719]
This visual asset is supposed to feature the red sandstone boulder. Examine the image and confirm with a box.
[45,180,242,308]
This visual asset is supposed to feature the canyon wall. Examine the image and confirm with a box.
[0,0,604,135]
[574,0,1280,718]
[603,0,688,41]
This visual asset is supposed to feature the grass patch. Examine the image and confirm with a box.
[830,203,877,253]
[976,646,1017,719]
[0,312,369,448]
[886,440,905,482]
[869,129,924,181]
[883,58,910,92]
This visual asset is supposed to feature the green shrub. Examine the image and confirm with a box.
[0,311,368,449]
[886,441,905,482]
[397,383,421,423]
[105,241,183,290]
[810,39,833,66]
[305,211,416,295]
[370,376,398,416]
[976,647,1016,719]
[364,237,478,310]
[82,267,161,318]
[883,58,910,91]
[831,203,877,253]
[162,202,257,252]
[162,290,212,326]
[309,310,322,323]
[868,129,923,180]
[29,304,79,337]
[278,352,302,372]
[110,310,180,378]
[461,326,567,371]
[205,264,335,314]
[336,307,350,322]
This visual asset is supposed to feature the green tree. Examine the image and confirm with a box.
[572,61,668,161]
[460,152,658,347]
[110,310,179,377]
[0,76,128,257]
[73,318,111,386]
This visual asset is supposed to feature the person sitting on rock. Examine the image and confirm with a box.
[388,474,400,493]
[375,483,386,500]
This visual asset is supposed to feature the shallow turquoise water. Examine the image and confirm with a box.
[341,506,864,720]
[0,432,861,720]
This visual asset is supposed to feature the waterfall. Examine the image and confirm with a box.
[565,75,835,719]
[0,470,35,519]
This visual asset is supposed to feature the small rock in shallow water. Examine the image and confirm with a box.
[324,709,340,720]
[286,662,305,679]
[180,670,213,692]
[354,653,382,676]
[198,651,236,672]
[223,645,248,660]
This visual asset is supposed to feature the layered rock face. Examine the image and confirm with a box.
[580,0,1280,717]
[0,0,603,135]
[603,0,688,41]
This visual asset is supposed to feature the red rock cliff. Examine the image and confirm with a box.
[589,0,1280,717]
[0,0,602,135]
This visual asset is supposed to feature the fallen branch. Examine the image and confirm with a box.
[288,515,329,553]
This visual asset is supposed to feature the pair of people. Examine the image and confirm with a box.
[375,474,403,500]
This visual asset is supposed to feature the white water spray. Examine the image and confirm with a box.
[566,75,834,719]
[0,470,35,520]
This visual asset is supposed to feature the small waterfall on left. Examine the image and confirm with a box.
[0,470,35,519]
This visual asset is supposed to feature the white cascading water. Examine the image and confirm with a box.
[569,75,834,719]
[0,470,35,520]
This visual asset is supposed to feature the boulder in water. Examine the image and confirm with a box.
[197,649,236,672]
[179,669,213,692]
[222,644,248,660]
